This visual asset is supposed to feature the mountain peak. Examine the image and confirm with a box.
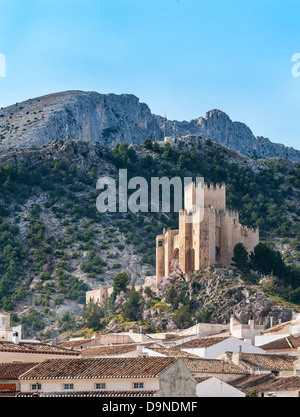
[0,90,299,162]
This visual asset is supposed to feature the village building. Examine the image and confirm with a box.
[181,357,248,384]
[259,336,300,356]
[18,357,197,397]
[0,362,37,396]
[255,316,300,347]
[80,343,163,358]
[172,335,265,359]
[253,375,300,397]
[196,376,245,397]
[0,336,80,363]
[219,351,298,376]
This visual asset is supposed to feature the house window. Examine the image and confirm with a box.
[95,383,106,390]
[63,383,74,390]
[133,382,144,389]
[31,383,41,391]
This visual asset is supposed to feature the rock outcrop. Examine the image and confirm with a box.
[0,90,299,161]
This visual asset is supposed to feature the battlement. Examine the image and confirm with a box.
[184,181,226,212]
[156,179,259,284]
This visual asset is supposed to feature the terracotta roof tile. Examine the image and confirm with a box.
[235,352,297,371]
[259,336,300,351]
[0,363,38,380]
[230,374,274,392]
[19,357,176,380]
[17,390,157,397]
[81,344,139,357]
[58,339,92,349]
[182,358,248,375]
[253,376,300,392]
[175,336,229,349]
[145,348,199,358]
[80,343,159,357]
[0,341,80,356]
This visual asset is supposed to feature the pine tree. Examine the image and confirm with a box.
[231,243,249,271]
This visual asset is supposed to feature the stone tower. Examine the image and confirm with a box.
[156,182,259,286]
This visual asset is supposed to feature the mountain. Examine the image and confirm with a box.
[0,90,299,162]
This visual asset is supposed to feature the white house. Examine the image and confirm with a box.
[196,376,245,397]
[255,317,300,347]
[175,336,265,359]
[19,357,197,397]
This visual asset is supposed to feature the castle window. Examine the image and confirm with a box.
[158,240,163,247]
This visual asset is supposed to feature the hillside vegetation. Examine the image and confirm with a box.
[0,137,299,339]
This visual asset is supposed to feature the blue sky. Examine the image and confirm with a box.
[0,0,299,149]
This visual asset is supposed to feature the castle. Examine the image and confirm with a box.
[156,181,259,285]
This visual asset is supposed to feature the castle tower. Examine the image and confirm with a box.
[155,181,259,285]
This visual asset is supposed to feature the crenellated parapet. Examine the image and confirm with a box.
[156,180,260,285]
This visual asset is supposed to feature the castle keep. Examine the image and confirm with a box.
[156,182,259,285]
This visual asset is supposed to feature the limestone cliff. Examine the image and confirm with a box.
[0,90,299,162]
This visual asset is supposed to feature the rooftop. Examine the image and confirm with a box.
[175,336,229,349]
[0,341,80,356]
[80,342,161,358]
[0,362,37,380]
[17,390,157,397]
[19,357,176,380]
[252,376,300,393]
[262,319,300,335]
[145,348,199,358]
[259,336,300,351]
[225,352,297,372]
[182,357,248,375]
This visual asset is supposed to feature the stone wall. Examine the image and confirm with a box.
[156,182,259,283]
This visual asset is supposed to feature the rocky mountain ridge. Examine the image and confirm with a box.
[0,90,299,162]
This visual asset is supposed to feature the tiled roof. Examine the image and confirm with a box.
[182,358,248,375]
[19,357,176,380]
[145,348,199,358]
[234,352,297,371]
[259,336,300,351]
[81,343,159,357]
[81,344,139,357]
[230,374,275,392]
[262,320,300,334]
[0,341,80,356]
[175,336,229,349]
[252,376,300,392]
[58,339,93,349]
[17,390,157,397]
[0,363,38,380]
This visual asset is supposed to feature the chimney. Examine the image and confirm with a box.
[12,331,19,344]
[232,352,242,366]
[248,314,254,330]
[270,316,273,328]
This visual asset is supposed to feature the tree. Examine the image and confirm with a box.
[250,243,286,278]
[231,243,249,271]
[141,138,153,150]
[83,298,104,330]
[111,271,130,301]
[121,288,143,321]
[58,311,76,332]
[172,305,192,329]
